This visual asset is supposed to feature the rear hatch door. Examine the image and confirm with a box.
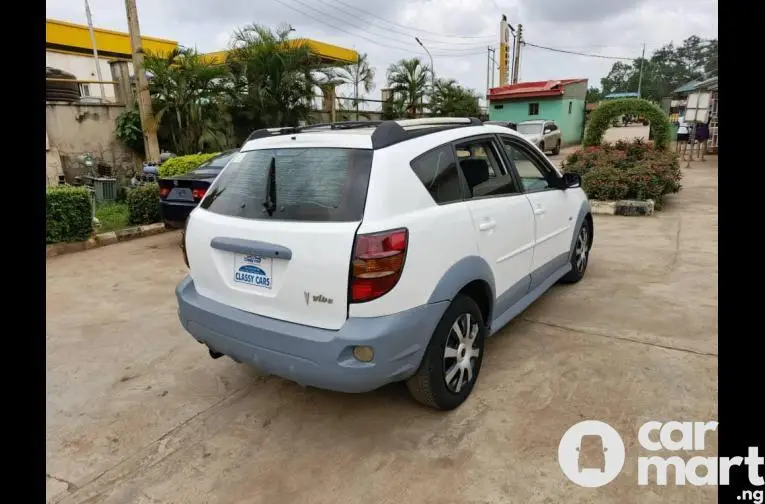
[185,145,374,330]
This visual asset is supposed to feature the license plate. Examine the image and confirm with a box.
[233,254,272,289]
[168,187,193,201]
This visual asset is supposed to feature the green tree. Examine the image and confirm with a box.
[336,53,376,120]
[386,58,431,118]
[586,87,603,103]
[599,36,718,103]
[429,78,480,117]
[225,24,330,141]
[144,47,233,155]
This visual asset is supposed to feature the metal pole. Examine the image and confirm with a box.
[486,46,491,99]
[84,0,107,100]
[415,37,435,88]
[512,24,522,84]
[637,43,646,98]
[125,0,161,164]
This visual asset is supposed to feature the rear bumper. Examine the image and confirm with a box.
[160,201,196,227]
[176,276,448,393]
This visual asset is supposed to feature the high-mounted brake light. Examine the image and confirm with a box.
[350,228,408,303]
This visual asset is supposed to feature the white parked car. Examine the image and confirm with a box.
[177,118,593,410]
[517,120,562,155]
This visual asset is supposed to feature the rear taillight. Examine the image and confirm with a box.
[350,228,408,303]
[159,187,170,198]
[192,188,207,200]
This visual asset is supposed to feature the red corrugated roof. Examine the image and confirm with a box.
[488,79,587,101]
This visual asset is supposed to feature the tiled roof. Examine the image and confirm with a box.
[488,79,587,101]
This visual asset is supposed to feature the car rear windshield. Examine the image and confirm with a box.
[199,148,373,222]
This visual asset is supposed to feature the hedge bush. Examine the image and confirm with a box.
[563,139,682,207]
[583,98,672,150]
[127,184,161,225]
[46,186,93,244]
[158,153,219,177]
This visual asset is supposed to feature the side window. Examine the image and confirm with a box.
[455,138,518,199]
[529,103,539,115]
[568,101,573,114]
[501,138,554,192]
[410,145,463,205]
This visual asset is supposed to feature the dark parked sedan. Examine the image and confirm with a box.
[159,150,238,229]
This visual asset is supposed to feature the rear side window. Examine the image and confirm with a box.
[200,148,373,222]
[410,145,462,204]
[191,151,236,176]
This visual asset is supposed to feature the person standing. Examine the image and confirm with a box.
[694,119,711,161]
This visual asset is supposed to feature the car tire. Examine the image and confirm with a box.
[552,140,561,155]
[561,218,592,284]
[406,294,486,410]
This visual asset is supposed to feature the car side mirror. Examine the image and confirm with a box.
[563,172,581,189]
[543,128,551,134]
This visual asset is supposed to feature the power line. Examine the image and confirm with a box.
[522,41,635,61]
[312,0,492,47]
[322,0,496,41]
[271,0,489,57]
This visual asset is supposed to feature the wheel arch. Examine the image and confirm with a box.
[427,255,496,325]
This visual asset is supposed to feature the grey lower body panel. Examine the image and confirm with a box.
[176,276,449,393]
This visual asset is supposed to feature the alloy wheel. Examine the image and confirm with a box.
[442,313,481,393]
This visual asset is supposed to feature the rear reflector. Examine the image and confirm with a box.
[350,228,408,303]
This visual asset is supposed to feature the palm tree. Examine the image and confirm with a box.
[225,24,331,141]
[336,53,375,120]
[429,78,481,117]
[386,58,431,118]
[144,47,233,155]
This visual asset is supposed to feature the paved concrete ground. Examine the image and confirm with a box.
[46,152,718,504]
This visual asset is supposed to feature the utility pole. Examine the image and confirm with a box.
[486,46,496,97]
[637,43,646,99]
[125,0,160,163]
[84,0,106,100]
[511,24,522,84]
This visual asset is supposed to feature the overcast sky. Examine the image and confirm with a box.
[47,0,717,105]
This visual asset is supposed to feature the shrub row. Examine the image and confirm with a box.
[158,153,219,177]
[562,139,682,207]
[127,184,161,225]
[46,186,93,244]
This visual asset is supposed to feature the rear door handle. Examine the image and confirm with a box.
[479,220,496,231]
[534,207,546,216]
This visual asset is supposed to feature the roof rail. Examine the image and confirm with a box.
[245,117,483,149]
[371,117,482,150]
[244,120,382,143]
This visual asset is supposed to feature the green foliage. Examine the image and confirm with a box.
[563,139,682,207]
[46,186,93,244]
[336,53,376,121]
[386,58,431,118]
[226,24,333,143]
[127,184,161,225]
[95,202,129,233]
[158,153,219,177]
[600,35,717,103]
[584,99,672,149]
[586,87,602,103]
[429,78,481,117]
[115,108,145,155]
[145,47,234,155]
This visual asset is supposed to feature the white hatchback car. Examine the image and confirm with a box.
[177,118,593,410]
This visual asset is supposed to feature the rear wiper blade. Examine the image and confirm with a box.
[262,156,277,216]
